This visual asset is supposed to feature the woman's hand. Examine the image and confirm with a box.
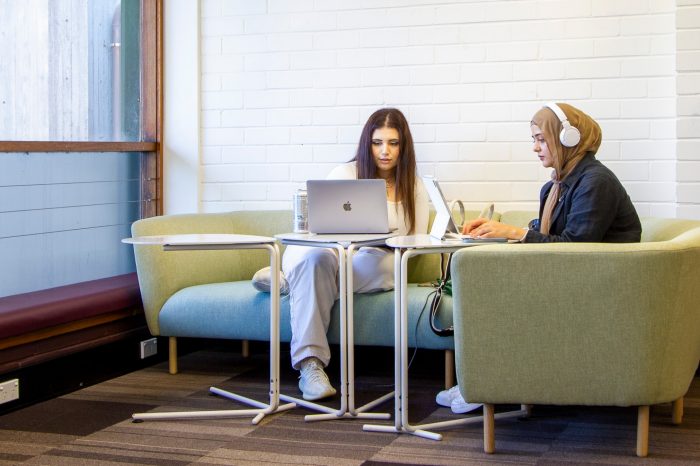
[462,217,488,235]
[463,218,527,240]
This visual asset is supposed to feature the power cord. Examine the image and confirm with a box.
[373,258,453,387]
[429,253,454,337]
[407,286,435,370]
[372,286,434,389]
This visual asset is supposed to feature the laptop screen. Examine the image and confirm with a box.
[421,175,462,239]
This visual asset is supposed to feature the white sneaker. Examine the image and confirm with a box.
[436,385,482,414]
[298,357,336,401]
[436,385,462,407]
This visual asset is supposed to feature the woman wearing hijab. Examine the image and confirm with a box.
[437,102,641,414]
[464,102,641,243]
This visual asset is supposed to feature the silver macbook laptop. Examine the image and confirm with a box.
[307,179,391,234]
[422,175,505,242]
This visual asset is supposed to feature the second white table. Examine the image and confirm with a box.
[364,234,528,439]
[276,232,397,422]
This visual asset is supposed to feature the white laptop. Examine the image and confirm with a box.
[306,179,392,234]
[421,175,505,242]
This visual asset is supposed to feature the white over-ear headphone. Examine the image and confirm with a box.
[544,102,580,147]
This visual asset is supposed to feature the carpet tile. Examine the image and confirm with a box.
[0,348,697,465]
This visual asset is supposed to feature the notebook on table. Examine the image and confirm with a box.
[421,175,506,243]
[306,179,392,234]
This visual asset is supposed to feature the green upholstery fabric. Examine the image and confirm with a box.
[451,217,700,407]
[129,209,473,350]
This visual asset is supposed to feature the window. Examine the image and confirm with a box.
[0,0,161,297]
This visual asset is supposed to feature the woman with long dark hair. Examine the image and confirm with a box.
[283,108,429,401]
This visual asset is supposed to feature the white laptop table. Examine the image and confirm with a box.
[275,231,397,422]
[122,233,296,424]
[363,234,528,440]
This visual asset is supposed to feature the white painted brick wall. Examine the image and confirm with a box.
[192,0,699,218]
[677,2,700,215]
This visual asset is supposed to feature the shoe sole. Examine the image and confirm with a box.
[302,389,336,401]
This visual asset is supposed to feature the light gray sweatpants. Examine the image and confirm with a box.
[282,245,394,369]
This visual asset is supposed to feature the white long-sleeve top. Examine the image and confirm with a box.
[326,162,429,236]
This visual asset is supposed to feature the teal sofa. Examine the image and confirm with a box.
[129,209,491,379]
[450,214,700,456]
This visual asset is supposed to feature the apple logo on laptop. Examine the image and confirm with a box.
[343,201,352,211]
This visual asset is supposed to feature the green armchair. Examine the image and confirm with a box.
[450,214,700,457]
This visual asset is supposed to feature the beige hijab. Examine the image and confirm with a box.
[531,103,602,234]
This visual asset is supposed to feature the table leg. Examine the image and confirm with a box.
[132,243,296,424]
[303,243,390,422]
[346,243,391,420]
[363,247,403,434]
[285,244,348,421]
[367,246,528,439]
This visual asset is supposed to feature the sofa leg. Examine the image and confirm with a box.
[636,405,649,457]
[444,349,455,389]
[484,403,495,454]
[168,337,178,375]
[672,397,683,425]
[521,404,532,417]
[242,339,250,358]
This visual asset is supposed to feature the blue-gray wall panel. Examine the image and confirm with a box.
[0,152,140,297]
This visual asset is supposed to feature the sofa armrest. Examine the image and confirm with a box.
[450,239,700,406]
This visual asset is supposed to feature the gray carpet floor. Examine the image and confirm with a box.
[0,347,698,465]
